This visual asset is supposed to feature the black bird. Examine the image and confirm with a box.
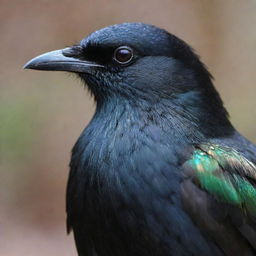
[24,23,256,256]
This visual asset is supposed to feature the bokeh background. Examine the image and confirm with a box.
[1,1,256,255]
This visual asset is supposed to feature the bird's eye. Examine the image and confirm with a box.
[113,46,133,65]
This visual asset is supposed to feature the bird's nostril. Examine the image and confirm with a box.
[62,46,83,58]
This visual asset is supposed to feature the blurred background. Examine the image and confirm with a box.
[1,0,256,255]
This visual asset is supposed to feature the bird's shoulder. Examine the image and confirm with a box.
[181,142,256,254]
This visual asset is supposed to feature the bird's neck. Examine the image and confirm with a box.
[92,92,234,143]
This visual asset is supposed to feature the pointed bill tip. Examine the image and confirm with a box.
[23,59,38,69]
[23,49,70,71]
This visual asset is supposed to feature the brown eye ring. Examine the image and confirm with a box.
[113,46,134,64]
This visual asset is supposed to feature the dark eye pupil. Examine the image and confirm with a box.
[114,47,133,64]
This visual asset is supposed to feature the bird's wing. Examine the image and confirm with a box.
[181,143,256,255]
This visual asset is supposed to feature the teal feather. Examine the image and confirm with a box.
[187,144,256,216]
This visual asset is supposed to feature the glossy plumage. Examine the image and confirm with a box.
[24,23,256,255]
[187,144,256,212]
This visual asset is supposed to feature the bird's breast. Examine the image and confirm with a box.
[67,113,223,255]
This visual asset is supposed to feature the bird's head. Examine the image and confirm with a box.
[24,23,233,136]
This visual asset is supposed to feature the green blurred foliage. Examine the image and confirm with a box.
[0,97,36,164]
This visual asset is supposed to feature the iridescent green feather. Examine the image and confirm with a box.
[236,178,256,215]
[187,144,256,216]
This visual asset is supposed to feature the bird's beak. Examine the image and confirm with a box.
[24,48,103,73]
